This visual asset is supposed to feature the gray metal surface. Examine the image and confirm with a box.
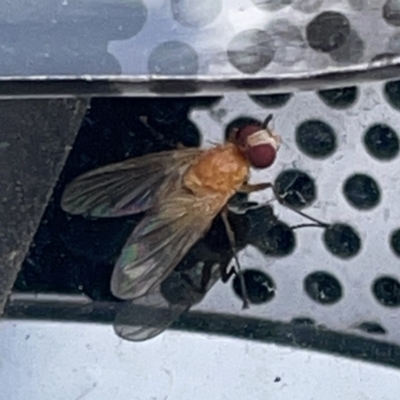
[0,98,89,315]
[4,0,400,96]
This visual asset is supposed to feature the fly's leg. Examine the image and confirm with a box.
[221,207,250,309]
[220,262,236,283]
[238,182,329,228]
[231,183,275,214]
[238,182,273,194]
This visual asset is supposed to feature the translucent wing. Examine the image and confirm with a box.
[111,189,228,300]
[113,202,282,341]
[114,289,189,341]
[61,148,203,217]
[113,261,222,341]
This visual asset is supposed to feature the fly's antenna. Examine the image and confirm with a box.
[290,223,328,230]
[271,185,329,228]
[262,114,274,130]
[238,182,329,229]
[221,208,250,309]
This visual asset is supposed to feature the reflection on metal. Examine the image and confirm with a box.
[1,1,400,96]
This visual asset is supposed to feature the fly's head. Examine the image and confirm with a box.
[235,114,281,169]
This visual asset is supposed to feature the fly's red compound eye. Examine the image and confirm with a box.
[236,122,280,169]
[247,143,277,168]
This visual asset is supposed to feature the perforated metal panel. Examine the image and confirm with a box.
[189,80,400,345]
[6,79,400,367]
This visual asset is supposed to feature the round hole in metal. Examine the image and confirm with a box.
[250,93,293,108]
[323,223,361,259]
[373,276,400,307]
[256,221,296,256]
[275,169,316,209]
[383,0,400,27]
[306,11,351,53]
[384,80,400,110]
[233,269,275,304]
[390,228,400,257]
[148,41,199,75]
[171,0,222,28]
[355,322,387,335]
[227,29,275,74]
[296,119,337,158]
[343,174,381,210]
[317,86,358,108]
[328,29,364,64]
[304,271,343,304]
[364,123,399,161]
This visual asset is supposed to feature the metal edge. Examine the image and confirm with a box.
[1,57,400,98]
[4,293,400,369]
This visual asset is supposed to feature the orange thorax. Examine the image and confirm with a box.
[183,143,249,197]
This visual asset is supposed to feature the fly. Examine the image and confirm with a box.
[61,114,327,340]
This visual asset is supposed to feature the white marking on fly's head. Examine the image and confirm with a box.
[246,129,281,151]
